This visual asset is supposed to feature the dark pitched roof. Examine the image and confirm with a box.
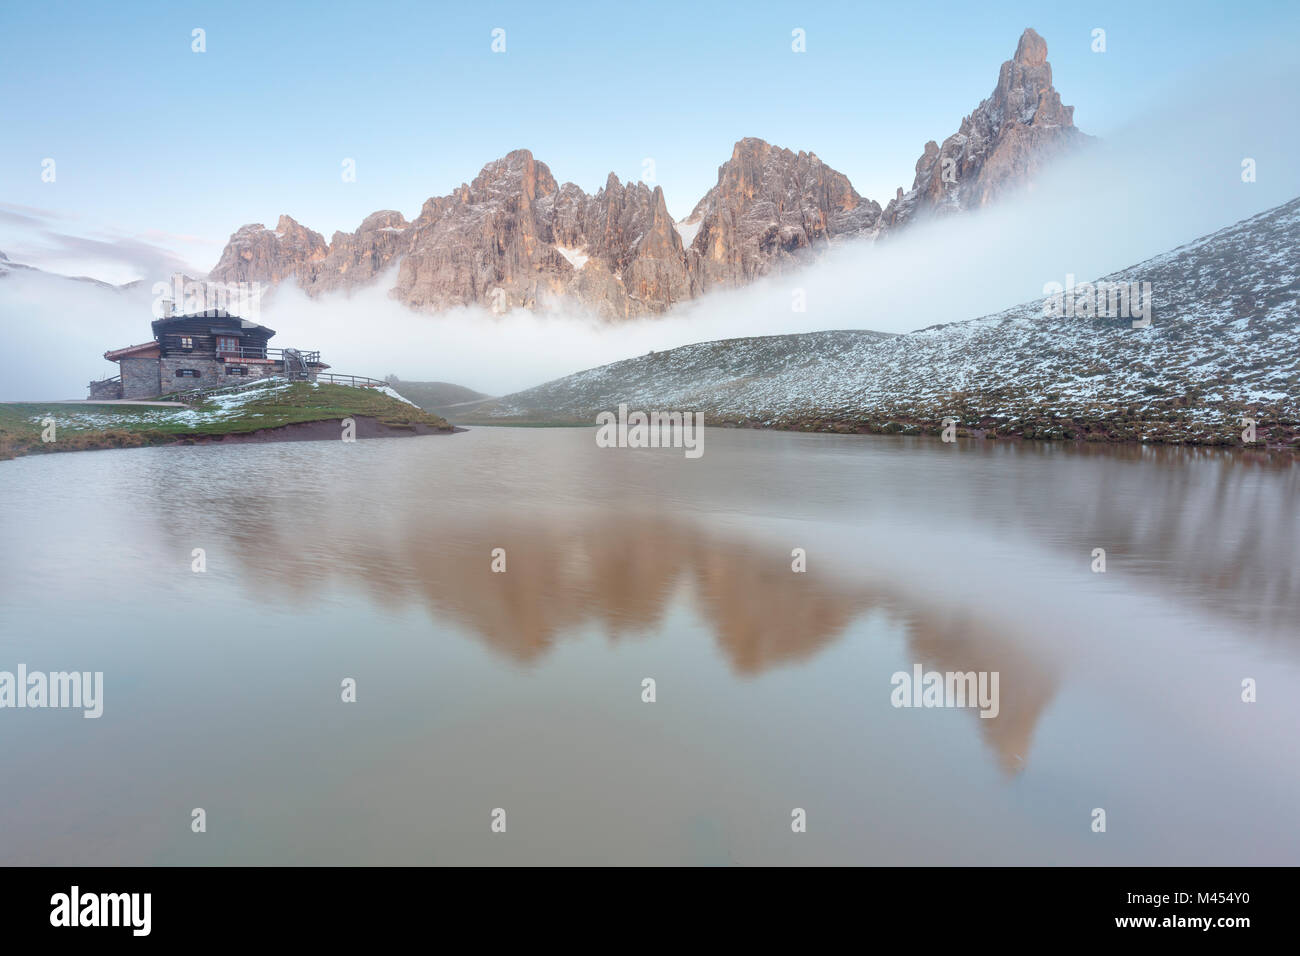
[151,311,276,337]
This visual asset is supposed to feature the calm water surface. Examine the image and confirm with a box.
[1,427,1297,864]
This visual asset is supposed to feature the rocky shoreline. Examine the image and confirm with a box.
[715,414,1299,454]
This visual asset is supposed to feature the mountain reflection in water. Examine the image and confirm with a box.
[1,427,1296,864]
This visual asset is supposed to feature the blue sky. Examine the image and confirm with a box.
[2,0,1298,280]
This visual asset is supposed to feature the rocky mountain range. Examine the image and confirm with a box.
[458,196,1300,449]
[209,28,1088,318]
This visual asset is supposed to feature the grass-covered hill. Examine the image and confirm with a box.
[382,377,490,415]
[0,378,454,462]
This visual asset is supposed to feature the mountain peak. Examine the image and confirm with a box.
[470,149,557,202]
[991,27,1071,131]
[684,137,881,292]
[732,137,772,158]
[1013,27,1048,67]
[357,210,409,232]
[883,28,1088,228]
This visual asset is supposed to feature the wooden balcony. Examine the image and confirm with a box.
[216,346,322,364]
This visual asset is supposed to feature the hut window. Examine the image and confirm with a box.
[217,336,240,353]
[179,336,194,350]
[226,365,248,376]
[175,368,200,378]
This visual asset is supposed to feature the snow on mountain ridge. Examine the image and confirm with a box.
[468,197,1300,447]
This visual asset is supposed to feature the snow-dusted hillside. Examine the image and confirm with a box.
[469,197,1300,447]
[473,330,893,420]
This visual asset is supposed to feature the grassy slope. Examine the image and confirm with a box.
[384,378,489,411]
[459,331,894,426]
[0,380,453,461]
